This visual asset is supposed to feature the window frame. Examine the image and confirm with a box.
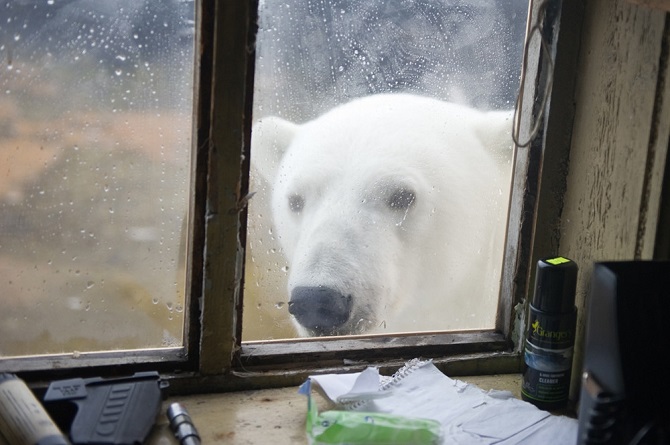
[4,0,586,393]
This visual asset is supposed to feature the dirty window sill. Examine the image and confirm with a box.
[148,374,524,444]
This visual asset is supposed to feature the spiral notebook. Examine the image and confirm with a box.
[309,359,578,444]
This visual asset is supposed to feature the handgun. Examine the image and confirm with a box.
[43,371,168,445]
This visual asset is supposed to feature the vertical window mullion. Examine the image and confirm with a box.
[499,0,584,338]
[199,0,255,374]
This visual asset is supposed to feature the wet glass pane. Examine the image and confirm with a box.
[0,0,195,356]
[245,0,528,340]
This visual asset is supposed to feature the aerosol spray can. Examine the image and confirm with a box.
[521,256,578,411]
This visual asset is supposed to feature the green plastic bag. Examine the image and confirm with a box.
[299,379,442,445]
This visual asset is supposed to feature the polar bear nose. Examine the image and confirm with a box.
[288,286,353,335]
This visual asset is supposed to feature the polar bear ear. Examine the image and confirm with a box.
[473,109,515,163]
[251,116,299,183]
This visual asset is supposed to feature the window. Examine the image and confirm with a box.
[244,1,529,341]
[1,0,591,390]
[1,0,195,369]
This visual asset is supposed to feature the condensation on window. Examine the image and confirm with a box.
[0,0,195,356]
[244,0,528,340]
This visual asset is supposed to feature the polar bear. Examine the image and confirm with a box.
[251,94,514,337]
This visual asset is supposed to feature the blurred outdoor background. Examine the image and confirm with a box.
[0,0,194,356]
[0,0,529,354]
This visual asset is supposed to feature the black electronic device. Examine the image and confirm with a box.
[577,261,670,445]
[43,371,168,445]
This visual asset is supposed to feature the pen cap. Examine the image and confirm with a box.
[532,256,578,313]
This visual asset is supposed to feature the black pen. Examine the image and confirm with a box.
[166,402,201,445]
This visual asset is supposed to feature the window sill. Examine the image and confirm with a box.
[148,374,524,444]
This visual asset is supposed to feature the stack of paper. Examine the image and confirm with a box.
[308,360,577,444]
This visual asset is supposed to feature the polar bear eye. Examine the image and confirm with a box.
[387,188,416,210]
[288,194,305,213]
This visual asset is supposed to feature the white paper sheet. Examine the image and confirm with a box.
[309,360,577,445]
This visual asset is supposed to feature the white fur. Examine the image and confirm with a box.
[251,93,513,336]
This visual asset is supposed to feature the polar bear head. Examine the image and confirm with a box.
[251,94,513,337]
